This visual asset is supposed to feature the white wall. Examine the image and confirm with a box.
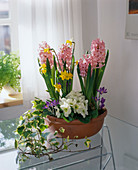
[97,0,138,169]
[98,0,138,127]
[81,0,98,52]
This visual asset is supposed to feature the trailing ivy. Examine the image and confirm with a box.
[15,99,92,163]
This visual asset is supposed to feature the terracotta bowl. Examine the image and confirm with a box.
[45,109,107,139]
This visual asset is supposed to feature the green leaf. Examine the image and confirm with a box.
[46,58,51,77]
[41,132,50,139]
[39,124,48,132]
[32,120,37,128]
[63,115,74,122]
[40,137,45,144]
[59,127,65,133]
[77,64,85,95]
[38,118,45,126]
[87,69,96,101]
[19,116,23,120]
[77,115,91,124]
[63,59,66,70]
[26,143,33,148]
[43,74,57,100]
[53,142,60,146]
[51,67,55,85]
[15,139,18,149]
[23,130,32,138]
[49,138,56,142]
[84,139,91,148]
[43,109,53,117]
[29,132,37,137]
[54,131,58,136]
[70,55,75,74]
[32,111,41,116]
[26,122,32,128]
[86,64,91,96]
[63,144,68,150]
[20,119,25,125]
[35,103,45,110]
[35,149,41,156]
[53,55,57,70]
[93,50,109,96]
[17,125,25,135]
[91,109,98,118]
[67,135,69,142]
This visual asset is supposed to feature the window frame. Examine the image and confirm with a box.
[0,0,19,52]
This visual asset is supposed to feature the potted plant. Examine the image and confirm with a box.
[0,51,21,93]
[38,39,108,139]
[15,39,108,162]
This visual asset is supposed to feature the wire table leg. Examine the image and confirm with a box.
[100,127,104,170]
[103,125,116,170]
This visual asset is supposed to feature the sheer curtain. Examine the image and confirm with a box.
[18,0,83,106]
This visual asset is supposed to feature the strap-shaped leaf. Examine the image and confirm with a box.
[43,75,57,100]
[87,69,96,101]
[62,80,67,97]
[77,64,85,95]
[63,59,66,71]
[53,55,57,70]
[86,64,91,96]
[37,58,41,67]
[51,67,55,85]
[46,58,51,77]
[70,55,75,74]
[93,50,109,96]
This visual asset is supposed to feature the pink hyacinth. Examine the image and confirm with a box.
[79,58,87,77]
[91,38,105,65]
[38,41,54,68]
[57,43,72,70]
[79,39,106,78]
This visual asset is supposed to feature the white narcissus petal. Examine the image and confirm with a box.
[59,90,88,118]
[60,103,71,117]
[55,106,60,118]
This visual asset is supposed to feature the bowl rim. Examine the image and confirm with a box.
[46,109,107,125]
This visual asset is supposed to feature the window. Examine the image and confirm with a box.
[0,0,23,108]
[0,0,19,53]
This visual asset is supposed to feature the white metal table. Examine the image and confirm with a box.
[20,124,116,170]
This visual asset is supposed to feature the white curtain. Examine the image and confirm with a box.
[18,0,83,106]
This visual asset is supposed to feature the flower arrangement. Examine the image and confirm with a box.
[15,38,109,162]
[35,38,108,123]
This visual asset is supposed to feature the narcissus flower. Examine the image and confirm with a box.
[66,40,72,46]
[40,63,46,74]
[66,72,73,80]
[75,60,78,66]
[60,70,68,80]
[44,48,50,54]
[60,70,73,80]
[54,83,61,92]
[60,103,71,117]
